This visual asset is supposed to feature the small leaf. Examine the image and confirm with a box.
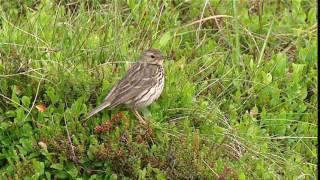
[15,85,22,95]
[138,168,147,180]
[249,58,254,70]
[46,87,58,105]
[11,86,20,107]
[66,163,78,178]
[239,172,246,180]
[155,31,171,48]
[36,103,47,112]
[50,163,64,171]
[16,108,25,123]
[274,53,287,76]
[32,160,45,175]
[265,73,272,84]
[31,173,40,180]
[20,138,34,153]
[262,72,272,84]
[5,110,16,117]
[21,96,31,108]
[109,174,118,180]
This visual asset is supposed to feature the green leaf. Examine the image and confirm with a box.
[11,86,20,108]
[31,173,40,180]
[50,163,64,171]
[70,97,85,117]
[19,138,34,153]
[274,53,287,76]
[32,160,45,175]
[21,96,31,108]
[46,87,59,105]
[15,108,25,123]
[66,163,78,178]
[45,172,52,180]
[239,172,246,180]
[138,168,147,180]
[292,63,305,82]
[109,174,118,180]
[265,73,272,84]
[159,31,171,47]
[261,71,272,84]
[5,110,16,117]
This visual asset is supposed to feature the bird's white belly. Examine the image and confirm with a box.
[134,77,164,109]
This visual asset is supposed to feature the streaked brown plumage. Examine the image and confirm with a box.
[84,49,165,123]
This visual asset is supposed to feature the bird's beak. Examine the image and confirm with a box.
[156,59,164,66]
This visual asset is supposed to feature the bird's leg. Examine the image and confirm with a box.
[132,108,147,125]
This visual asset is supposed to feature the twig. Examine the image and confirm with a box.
[23,77,43,122]
[257,17,275,68]
[182,15,232,28]
[0,93,30,113]
[155,1,165,37]
[0,68,43,77]
[196,0,209,44]
[64,115,78,163]
[202,159,219,178]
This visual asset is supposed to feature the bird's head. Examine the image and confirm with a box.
[140,48,165,65]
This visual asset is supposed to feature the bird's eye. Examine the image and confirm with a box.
[151,55,155,58]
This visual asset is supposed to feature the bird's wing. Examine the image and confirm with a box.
[106,62,161,108]
[84,100,111,120]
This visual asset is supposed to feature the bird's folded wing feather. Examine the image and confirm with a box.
[106,62,160,108]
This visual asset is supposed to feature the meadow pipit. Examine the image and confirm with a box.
[85,49,165,124]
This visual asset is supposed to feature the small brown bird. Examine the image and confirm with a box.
[85,49,165,124]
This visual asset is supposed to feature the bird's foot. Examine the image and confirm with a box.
[132,109,149,125]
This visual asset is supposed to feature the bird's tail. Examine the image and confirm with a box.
[83,101,110,120]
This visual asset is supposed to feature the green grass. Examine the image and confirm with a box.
[0,0,317,179]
